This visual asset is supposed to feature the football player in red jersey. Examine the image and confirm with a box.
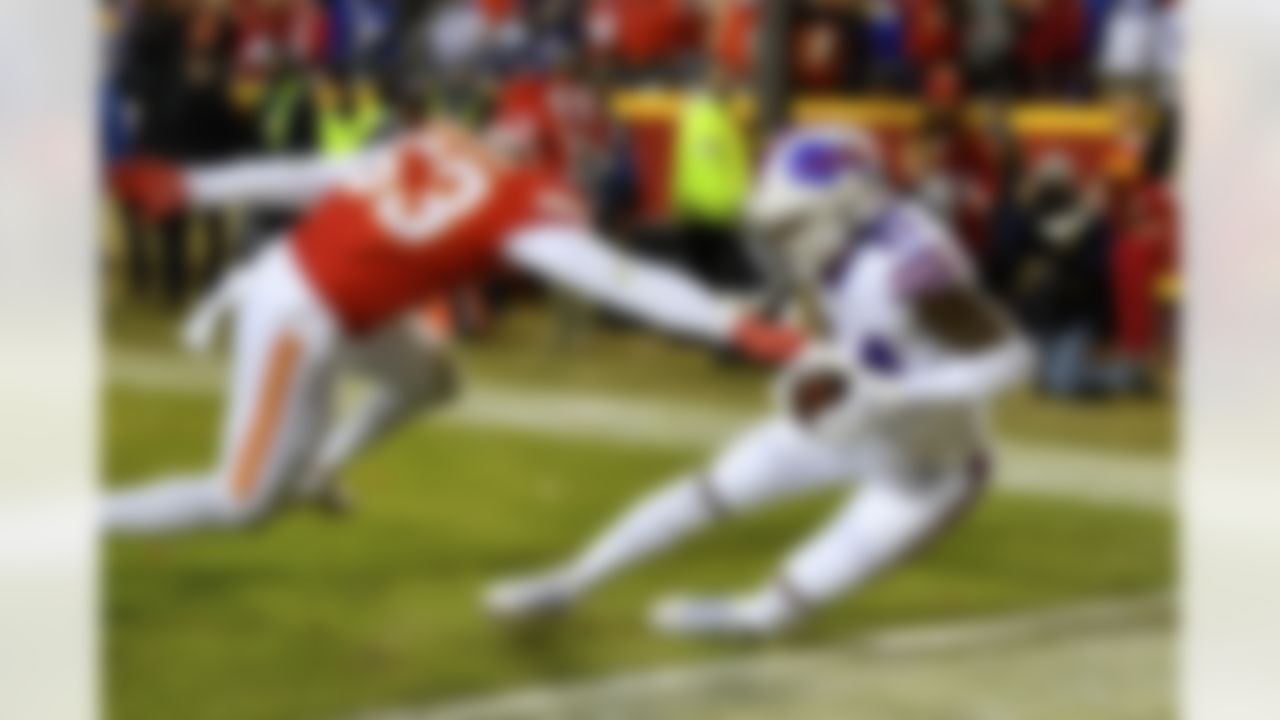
[105,122,804,535]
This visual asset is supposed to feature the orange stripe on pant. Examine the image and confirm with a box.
[231,333,302,502]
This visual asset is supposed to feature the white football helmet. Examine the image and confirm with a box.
[748,125,887,284]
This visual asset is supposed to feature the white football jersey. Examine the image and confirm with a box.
[817,201,989,469]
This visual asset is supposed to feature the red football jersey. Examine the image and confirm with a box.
[291,125,586,333]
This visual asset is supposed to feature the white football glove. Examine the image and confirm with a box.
[180,268,245,355]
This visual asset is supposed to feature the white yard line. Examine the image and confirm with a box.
[360,594,1173,720]
[107,348,1175,511]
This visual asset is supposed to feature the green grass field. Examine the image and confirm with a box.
[104,305,1176,720]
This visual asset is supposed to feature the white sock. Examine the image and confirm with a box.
[734,584,801,632]
[299,389,425,498]
[561,477,719,596]
[102,475,236,535]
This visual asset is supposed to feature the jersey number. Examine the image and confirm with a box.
[358,137,491,245]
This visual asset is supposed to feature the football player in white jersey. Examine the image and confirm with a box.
[485,125,1033,638]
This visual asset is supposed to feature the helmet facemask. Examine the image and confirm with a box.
[748,159,887,288]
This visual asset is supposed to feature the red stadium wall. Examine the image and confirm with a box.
[612,92,1123,222]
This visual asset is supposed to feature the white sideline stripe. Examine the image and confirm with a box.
[358,594,1172,720]
[107,349,1174,510]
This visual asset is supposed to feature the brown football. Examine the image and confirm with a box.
[792,371,849,423]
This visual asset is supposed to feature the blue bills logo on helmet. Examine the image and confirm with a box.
[788,137,869,187]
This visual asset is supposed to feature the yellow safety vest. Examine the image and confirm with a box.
[317,95,386,157]
[671,92,751,223]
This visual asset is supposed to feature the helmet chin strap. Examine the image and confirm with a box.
[839,173,889,231]
[783,213,849,284]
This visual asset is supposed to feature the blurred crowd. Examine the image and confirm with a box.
[101,0,1181,401]
[786,0,1179,99]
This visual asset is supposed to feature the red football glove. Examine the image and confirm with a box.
[730,315,807,366]
[109,157,188,221]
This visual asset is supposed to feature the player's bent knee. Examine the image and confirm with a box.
[213,488,279,529]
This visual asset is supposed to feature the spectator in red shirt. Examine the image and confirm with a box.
[1104,146,1176,394]
[492,71,567,176]
[232,0,329,77]
[709,0,758,81]
[1110,183,1174,382]
[912,66,1010,256]
[476,0,520,26]
[587,0,700,80]
[791,0,865,91]
[1010,0,1087,95]
[491,52,610,188]
[901,0,960,74]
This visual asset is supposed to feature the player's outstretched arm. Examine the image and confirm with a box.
[111,153,359,219]
[503,225,805,364]
[895,285,1033,406]
[184,155,358,210]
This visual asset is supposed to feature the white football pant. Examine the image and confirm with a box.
[552,417,989,621]
[104,242,454,535]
